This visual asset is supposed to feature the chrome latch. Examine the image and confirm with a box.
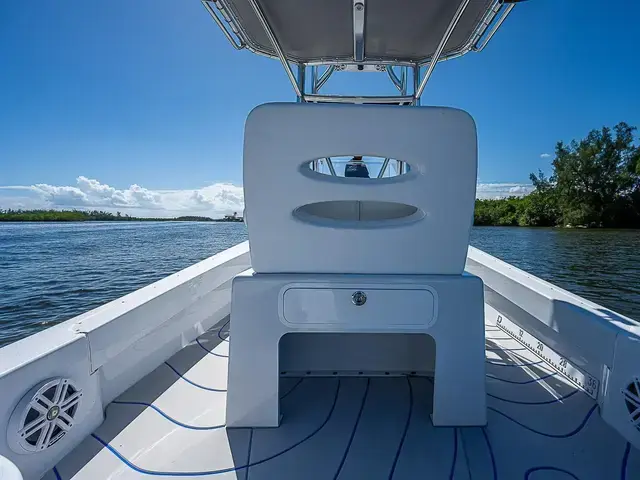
[351,291,367,306]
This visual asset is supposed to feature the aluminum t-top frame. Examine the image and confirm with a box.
[203,0,523,105]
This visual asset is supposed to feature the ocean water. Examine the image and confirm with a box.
[0,222,247,346]
[0,222,638,347]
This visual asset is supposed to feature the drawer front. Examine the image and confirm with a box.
[280,284,436,329]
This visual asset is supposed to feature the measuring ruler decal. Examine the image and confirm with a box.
[492,311,599,399]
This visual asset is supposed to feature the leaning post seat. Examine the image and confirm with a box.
[227,103,486,428]
[243,103,476,275]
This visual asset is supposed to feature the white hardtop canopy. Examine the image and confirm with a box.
[203,0,525,104]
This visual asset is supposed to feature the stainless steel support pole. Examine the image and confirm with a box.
[474,3,515,51]
[413,65,420,105]
[315,66,335,92]
[202,1,243,49]
[325,158,337,176]
[377,158,390,178]
[387,67,404,93]
[247,0,302,98]
[415,0,471,100]
[297,64,306,102]
[311,66,318,94]
[353,0,366,62]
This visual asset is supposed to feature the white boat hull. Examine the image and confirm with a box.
[0,242,638,479]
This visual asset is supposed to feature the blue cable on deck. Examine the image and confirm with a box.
[449,428,459,480]
[218,318,230,343]
[52,466,62,480]
[91,380,342,476]
[488,403,598,438]
[245,428,254,478]
[524,466,580,479]
[110,400,225,430]
[388,377,414,479]
[485,346,527,352]
[482,427,498,480]
[107,378,303,435]
[280,378,304,400]
[459,429,473,480]
[486,360,544,368]
[487,388,579,405]
[163,362,227,392]
[333,378,370,480]
[486,372,556,384]
[621,442,631,480]
[196,337,228,358]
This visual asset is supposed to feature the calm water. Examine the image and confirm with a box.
[0,223,638,347]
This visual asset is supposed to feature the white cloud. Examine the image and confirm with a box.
[0,177,534,216]
[540,153,551,159]
[476,183,534,199]
[0,177,244,218]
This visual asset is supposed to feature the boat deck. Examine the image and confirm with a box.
[46,319,638,479]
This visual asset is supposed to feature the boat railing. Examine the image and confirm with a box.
[0,242,250,479]
[467,246,640,448]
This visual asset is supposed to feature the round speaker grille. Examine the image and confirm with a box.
[8,378,82,454]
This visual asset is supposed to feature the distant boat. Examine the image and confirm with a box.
[219,212,243,222]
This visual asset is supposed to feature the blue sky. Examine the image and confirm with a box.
[1,0,639,216]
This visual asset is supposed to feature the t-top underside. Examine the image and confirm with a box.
[202,0,522,104]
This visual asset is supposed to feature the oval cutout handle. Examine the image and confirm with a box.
[293,200,424,229]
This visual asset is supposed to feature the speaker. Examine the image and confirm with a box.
[7,378,82,454]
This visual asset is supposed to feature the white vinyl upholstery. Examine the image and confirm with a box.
[243,103,477,275]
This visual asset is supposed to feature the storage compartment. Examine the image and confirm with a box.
[281,285,436,328]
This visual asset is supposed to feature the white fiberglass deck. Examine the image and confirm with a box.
[44,317,638,480]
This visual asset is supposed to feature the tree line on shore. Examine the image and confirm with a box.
[0,209,216,222]
[475,122,640,227]
[2,122,639,228]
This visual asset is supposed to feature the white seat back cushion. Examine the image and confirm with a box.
[243,103,477,275]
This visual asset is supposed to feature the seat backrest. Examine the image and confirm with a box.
[243,103,477,275]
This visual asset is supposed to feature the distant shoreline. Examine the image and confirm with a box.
[0,209,243,223]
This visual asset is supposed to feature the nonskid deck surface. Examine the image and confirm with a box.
[45,319,638,480]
